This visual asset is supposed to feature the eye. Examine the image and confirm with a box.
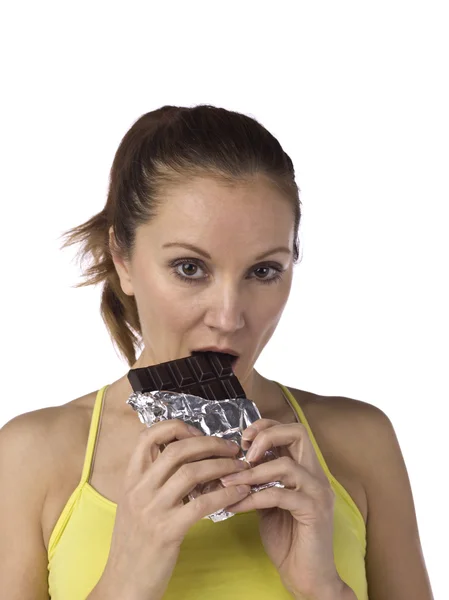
[172,260,205,282]
[169,259,285,285]
[253,266,283,284]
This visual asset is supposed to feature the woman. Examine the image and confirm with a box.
[0,105,433,599]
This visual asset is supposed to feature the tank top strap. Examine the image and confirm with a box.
[80,384,109,485]
[273,381,333,481]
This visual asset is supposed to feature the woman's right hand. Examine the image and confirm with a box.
[94,419,251,600]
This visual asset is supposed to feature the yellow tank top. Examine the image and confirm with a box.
[47,383,368,599]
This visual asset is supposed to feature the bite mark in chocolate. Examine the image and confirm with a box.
[127,351,246,400]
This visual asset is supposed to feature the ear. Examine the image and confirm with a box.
[108,226,134,296]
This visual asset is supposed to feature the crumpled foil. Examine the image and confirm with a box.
[127,390,284,522]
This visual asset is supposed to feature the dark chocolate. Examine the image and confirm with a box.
[127,352,246,400]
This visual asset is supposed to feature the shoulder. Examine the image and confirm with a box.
[0,392,95,445]
[288,386,393,471]
[292,387,415,510]
[288,385,390,432]
[321,394,396,469]
[296,390,434,597]
[0,393,96,494]
[0,405,64,464]
[0,408,66,536]
[301,393,434,597]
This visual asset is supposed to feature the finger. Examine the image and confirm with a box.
[220,456,322,495]
[246,423,326,479]
[241,419,279,450]
[158,457,251,508]
[177,483,252,527]
[126,419,203,477]
[225,487,315,515]
[242,419,280,441]
[140,434,240,491]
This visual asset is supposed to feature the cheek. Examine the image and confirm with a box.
[251,304,286,353]
[247,289,290,347]
[133,274,197,333]
[248,287,290,324]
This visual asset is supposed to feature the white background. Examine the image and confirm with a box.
[1,1,447,596]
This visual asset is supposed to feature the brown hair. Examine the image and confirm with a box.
[59,105,302,367]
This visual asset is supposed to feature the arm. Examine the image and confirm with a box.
[0,411,53,599]
[354,403,434,599]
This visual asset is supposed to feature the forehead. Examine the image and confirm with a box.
[141,176,294,244]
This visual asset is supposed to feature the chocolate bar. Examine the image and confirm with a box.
[126,352,285,522]
[127,351,246,400]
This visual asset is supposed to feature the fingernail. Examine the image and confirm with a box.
[237,485,250,494]
[188,425,202,435]
[220,472,241,485]
[225,440,238,449]
[242,430,253,441]
[246,442,259,462]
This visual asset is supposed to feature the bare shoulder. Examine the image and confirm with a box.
[291,389,434,597]
[0,393,98,595]
[1,391,95,444]
[288,385,389,430]
[316,393,396,469]
[288,386,393,480]
[0,392,96,498]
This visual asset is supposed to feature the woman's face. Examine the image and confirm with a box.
[112,175,295,389]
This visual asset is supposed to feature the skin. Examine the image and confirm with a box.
[109,173,297,417]
[108,182,353,596]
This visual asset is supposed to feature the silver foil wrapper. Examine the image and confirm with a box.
[126,390,284,522]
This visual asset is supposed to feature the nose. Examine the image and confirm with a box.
[202,284,245,334]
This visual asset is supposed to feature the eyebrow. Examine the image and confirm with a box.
[162,242,291,261]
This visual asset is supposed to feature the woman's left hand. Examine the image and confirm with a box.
[220,419,346,598]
